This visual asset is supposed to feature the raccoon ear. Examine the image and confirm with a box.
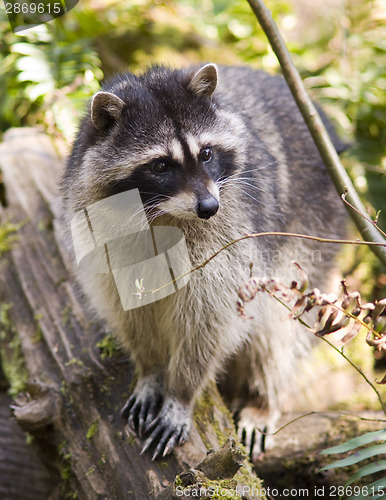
[91,91,126,130]
[188,64,218,97]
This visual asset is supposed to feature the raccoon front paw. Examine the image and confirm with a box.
[120,376,163,437]
[140,397,192,461]
[236,407,280,463]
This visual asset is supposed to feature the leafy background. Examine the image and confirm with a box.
[0,0,385,382]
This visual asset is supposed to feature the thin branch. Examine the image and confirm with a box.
[267,411,386,437]
[341,192,386,238]
[245,0,386,267]
[145,231,385,295]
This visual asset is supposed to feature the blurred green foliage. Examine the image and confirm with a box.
[0,0,385,297]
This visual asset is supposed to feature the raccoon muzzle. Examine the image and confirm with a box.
[196,194,219,219]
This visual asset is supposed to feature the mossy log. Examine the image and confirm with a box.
[0,128,264,500]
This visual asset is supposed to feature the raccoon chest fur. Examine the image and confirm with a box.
[62,63,346,461]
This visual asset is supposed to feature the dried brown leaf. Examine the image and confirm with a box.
[341,291,361,314]
[292,262,309,292]
[366,331,386,351]
[338,321,362,345]
[375,373,386,385]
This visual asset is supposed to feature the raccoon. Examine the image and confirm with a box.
[61,63,346,461]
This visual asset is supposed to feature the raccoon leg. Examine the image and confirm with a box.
[218,343,281,461]
[140,367,195,460]
[141,339,214,460]
[120,374,163,437]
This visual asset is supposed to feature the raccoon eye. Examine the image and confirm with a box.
[151,160,169,174]
[200,148,213,163]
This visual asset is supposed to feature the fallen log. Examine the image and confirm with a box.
[0,128,263,500]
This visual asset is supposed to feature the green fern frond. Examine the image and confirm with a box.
[320,428,386,499]
[320,443,386,470]
[321,429,386,455]
[345,460,386,486]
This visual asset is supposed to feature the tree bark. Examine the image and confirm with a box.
[0,128,263,500]
[0,392,55,500]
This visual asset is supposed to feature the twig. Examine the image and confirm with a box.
[267,410,386,437]
[245,0,386,267]
[341,192,386,239]
[147,231,385,295]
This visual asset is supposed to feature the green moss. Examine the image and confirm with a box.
[57,442,78,499]
[25,432,35,445]
[174,475,183,488]
[86,465,96,476]
[0,222,21,256]
[58,442,73,480]
[235,466,266,499]
[61,306,72,327]
[65,357,84,367]
[86,418,99,440]
[37,215,53,233]
[174,477,252,500]
[61,489,78,500]
[206,479,238,499]
[60,381,74,407]
[96,334,121,359]
[125,433,136,446]
[174,460,266,499]
[32,319,43,343]
[194,385,235,449]
[0,303,29,397]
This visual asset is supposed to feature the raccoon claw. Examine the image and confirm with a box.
[141,421,190,461]
[238,421,265,463]
[140,397,192,460]
[121,376,163,437]
[138,399,160,437]
[120,394,135,420]
[236,407,280,463]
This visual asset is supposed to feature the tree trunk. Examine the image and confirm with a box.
[0,128,263,500]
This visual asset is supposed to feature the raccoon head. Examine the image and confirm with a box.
[74,64,246,221]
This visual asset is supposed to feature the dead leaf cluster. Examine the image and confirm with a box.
[236,263,386,383]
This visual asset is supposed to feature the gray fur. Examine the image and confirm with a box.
[61,64,346,460]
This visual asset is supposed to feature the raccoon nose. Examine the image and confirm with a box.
[196,195,219,219]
